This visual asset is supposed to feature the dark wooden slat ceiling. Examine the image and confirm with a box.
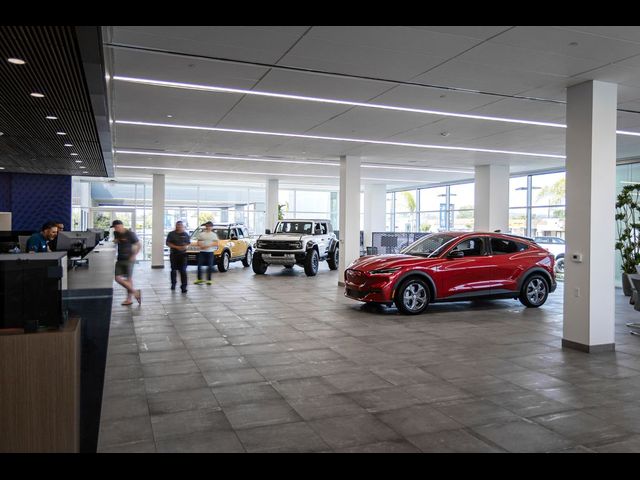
[0,25,108,177]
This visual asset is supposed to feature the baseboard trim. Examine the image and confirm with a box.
[562,338,615,353]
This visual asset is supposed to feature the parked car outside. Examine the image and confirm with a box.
[345,231,556,315]
[534,236,565,273]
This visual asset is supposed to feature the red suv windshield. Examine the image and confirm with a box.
[401,233,458,257]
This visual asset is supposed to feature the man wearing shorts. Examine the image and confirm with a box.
[112,220,141,305]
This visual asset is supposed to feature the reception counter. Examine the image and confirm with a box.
[0,317,81,452]
[64,241,115,453]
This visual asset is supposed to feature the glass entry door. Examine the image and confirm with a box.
[91,209,135,230]
[90,208,147,258]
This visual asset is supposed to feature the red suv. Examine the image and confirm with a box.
[344,232,556,315]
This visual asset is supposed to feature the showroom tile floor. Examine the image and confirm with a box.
[98,262,640,453]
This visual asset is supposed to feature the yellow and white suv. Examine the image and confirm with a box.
[187,223,254,272]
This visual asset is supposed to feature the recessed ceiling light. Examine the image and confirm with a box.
[440,132,450,137]
[116,120,566,159]
[0,167,5,170]
[79,166,86,169]
[70,153,78,156]
[45,116,58,120]
[64,143,73,147]
[0,132,3,136]
[75,160,82,163]
[82,171,89,174]
[7,58,26,65]
[166,114,173,118]
[56,132,66,135]
[30,92,44,98]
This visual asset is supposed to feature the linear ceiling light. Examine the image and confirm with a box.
[113,76,566,129]
[116,149,338,167]
[115,120,565,159]
[116,165,434,183]
[115,149,474,174]
[112,76,640,137]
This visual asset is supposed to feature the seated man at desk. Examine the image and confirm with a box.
[26,221,59,253]
[47,221,64,252]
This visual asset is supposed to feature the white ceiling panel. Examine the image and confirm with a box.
[110,48,268,89]
[467,97,566,122]
[111,26,309,64]
[408,26,513,41]
[279,32,451,81]
[111,82,243,125]
[456,41,601,78]
[304,26,481,59]
[253,68,393,102]
[571,63,640,89]
[302,107,443,139]
[216,95,351,132]
[489,26,640,64]
[385,118,526,145]
[557,26,640,45]
[363,84,501,113]
[412,59,569,95]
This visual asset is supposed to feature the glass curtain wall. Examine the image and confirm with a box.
[508,171,566,239]
[279,188,339,226]
[387,182,475,233]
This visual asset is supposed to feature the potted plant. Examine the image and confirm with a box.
[615,184,640,296]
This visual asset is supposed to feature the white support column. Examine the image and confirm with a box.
[338,155,361,285]
[474,164,509,232]
[363,183,387,248]
[266,179,279,233]
[151,174,165,268]
[563,80,617,353]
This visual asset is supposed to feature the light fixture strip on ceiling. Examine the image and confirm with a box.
[115,120,566,159]
[116,165,435,183]
[112,76,640,137]
[112,75,567,129]
[115,149,474,174]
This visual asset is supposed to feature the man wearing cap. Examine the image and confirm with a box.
[166,220,190,293]
[112,220,141,305]
[194,221,218,285]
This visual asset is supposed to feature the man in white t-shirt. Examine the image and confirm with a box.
[194,221,218,285]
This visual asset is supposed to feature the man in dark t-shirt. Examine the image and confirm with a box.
[112,220,141,306]
[26,221,59,253]
[166,221,190,293]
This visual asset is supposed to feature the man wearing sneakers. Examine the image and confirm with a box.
[166,220,190,293]
[112,220,141,305]
[194,221,218,285]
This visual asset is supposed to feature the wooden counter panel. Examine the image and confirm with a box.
[0,318,80,452]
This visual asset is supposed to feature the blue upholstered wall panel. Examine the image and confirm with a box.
[0,174,11,213]
[0,173,71,231]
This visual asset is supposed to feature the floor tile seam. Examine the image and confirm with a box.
[468,415,580,452]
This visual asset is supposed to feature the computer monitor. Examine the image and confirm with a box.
[87,228,107,244]
[55,231,90,252]
[70,231,96,249]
